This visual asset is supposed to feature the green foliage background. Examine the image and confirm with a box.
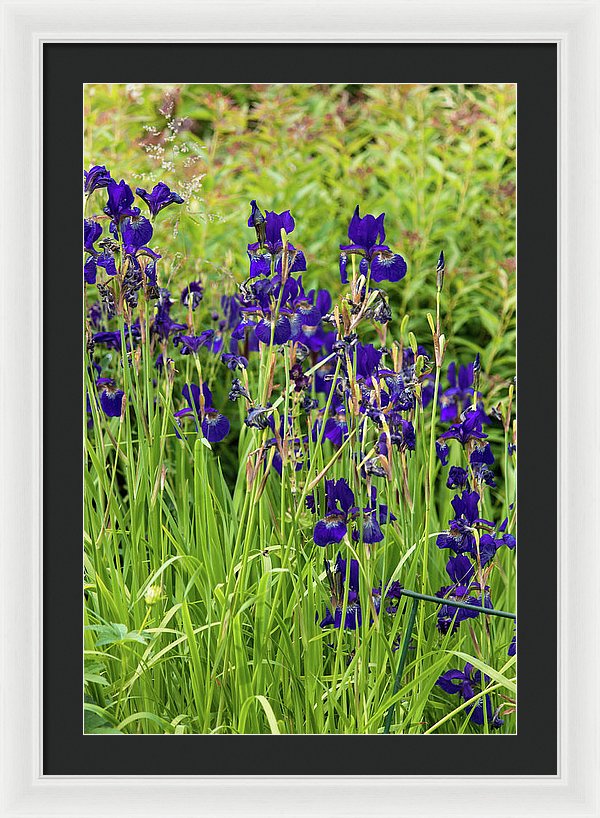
[86,82,515,369]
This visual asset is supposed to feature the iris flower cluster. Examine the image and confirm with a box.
[433,408,516,635]
[436,663,504,729]
[84,167,229,437]
[84,173,516,730]
[319,553,403,631]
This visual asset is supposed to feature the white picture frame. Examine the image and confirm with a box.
[1,1,598,815]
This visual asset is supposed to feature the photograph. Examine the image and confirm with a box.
[83,82,517,736]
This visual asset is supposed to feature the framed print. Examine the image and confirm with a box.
[1,1,599,816]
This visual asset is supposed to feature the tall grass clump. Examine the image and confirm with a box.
[84,84,516,735]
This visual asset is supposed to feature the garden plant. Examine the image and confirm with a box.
[84,83,516,735]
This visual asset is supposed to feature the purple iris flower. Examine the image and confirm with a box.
[103,179,138,222]
[84,165,112,195]
[498,516,516,550]
[151,289,187,340]
[174,382,230,443]
[231,316,257,341]
[339,206,407,284]
[288,290,323,339]
[353,342,382,384]
[119,213,153,253]
[352,487,394,544]
[221,353,248,371]
[435,586,482,634]
[200,408,230,443]
[383,374,415,412]
[221,295,242,330]
[446,554,475,585]
[247,204,306,275]
[173,331,215,355]
[96,378,125,418]
[92,322,140,351]
[436,491,494,555]
[92,330,122,350]
[319,553,362,630]
[436,441,450,466]
[87,302,102,328]
[396,418,416,451]
[255,208,294,252]
[377,418,416,457]
[436,663,504,729]
[245,274,316,346]
[475,517,516,565]
[248,252,272,277]
[180,281,204,310]
[439,362,475,422]
[255,315,292,345]
[136,182,184,217]
[352,508,384,544]
[447,466,469,490]
[84,219,117,284]
[470,442,496,487]
[312,404,349,448]
[438,407,488,446]
[508,629,516,656]
[471,441,494,466]
[84,219,102,251]
[383,580,404,614]
[435,556,491,634]
[313,479,356,547]
[155,353,173,371]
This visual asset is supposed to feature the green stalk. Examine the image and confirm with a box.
[383,596,419,733]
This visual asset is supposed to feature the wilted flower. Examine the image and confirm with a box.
[228,378,250,402]
[244,406,274,430]
[180,281,204,310]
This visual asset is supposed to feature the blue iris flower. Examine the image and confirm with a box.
[96,377,125,418]
[319,553,362,630]
[174,382,230,443]
[103,179,138,222]
[136,182,184,217]
[247,204,306,276]
[438,407,488,446]
[339,205,407,284]
[436,491,494,555]
[84,164,112,195]
[313,479,356,547]
[436,663,504,729]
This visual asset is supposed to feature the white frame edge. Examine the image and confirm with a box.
[1,1,598,816]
